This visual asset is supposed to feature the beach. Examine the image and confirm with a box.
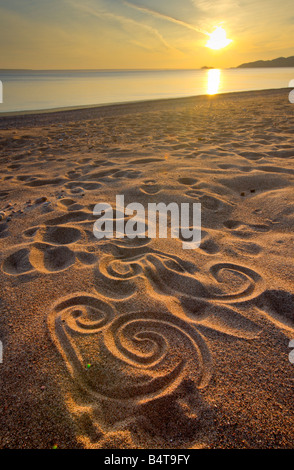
[0,88,294,449]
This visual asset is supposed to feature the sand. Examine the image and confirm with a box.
[0,88,293,449]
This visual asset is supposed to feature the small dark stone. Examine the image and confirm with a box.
[35,197,47,204]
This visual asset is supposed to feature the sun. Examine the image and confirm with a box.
[206,26,232,50]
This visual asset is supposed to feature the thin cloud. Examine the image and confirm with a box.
[123,1,209,36]
[66,0,175,51]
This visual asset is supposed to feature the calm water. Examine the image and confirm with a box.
[0,68,293,113]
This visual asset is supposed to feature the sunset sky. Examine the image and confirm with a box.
[0,0,293,70]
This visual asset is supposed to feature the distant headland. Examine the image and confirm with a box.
[237,55,294,68]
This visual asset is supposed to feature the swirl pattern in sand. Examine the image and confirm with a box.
[49,294,213,403]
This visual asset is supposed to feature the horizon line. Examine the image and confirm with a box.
[0,67,226,72]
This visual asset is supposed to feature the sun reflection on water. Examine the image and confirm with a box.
[207,69,221,95]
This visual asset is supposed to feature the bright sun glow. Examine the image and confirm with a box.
[206,27,232,50]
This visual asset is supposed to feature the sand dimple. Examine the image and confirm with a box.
[218,173,289,196]
[43,226,81,245]
[256,290,294,329]
[2,248,33,275]
[178,177,198,186]
[130,158,164,165]
[30,243,76,272]
[65,181,102,191]
[140,180,161,195]
[25,177,65,187]
[46,210,94,225]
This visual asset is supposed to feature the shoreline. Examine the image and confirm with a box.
[0,87,291,127]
